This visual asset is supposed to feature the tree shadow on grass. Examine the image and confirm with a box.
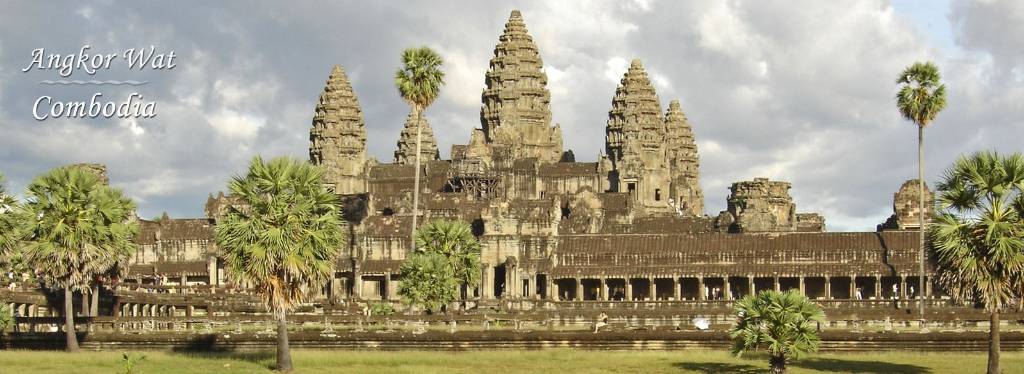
[168,335,275,370]
[793,358,931,374]
[673,362,763,373]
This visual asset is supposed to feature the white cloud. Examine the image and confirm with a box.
[206,108,265,139]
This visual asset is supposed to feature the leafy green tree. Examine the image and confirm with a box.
[394,47,445,243]
[730,290,825,374]
[896,61,947,318]
[931,151,1024,374]
[20,166,138,352]
[398,252,458,314]
[215,156,344,372]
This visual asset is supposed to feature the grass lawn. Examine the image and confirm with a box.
[0,349,1022,373]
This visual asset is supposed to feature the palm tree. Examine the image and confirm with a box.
[394,46,445,246]
[896,61,947,319]
[215,156,344,372]
[20,166,138,352]
[730,290,825,374]
[931,151,1024,374]
[0,173,22,269]
[414,219,481,310]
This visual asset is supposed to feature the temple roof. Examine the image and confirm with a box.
[550,231,925,277]
[137,218,214,245]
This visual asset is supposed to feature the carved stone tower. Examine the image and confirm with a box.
[394,112,439,164]
[309,65,367,194]
[879,179,934,230]
[480,10,563,163]
[605,59,670,212]
[722,178,796,232]
[664,100,704,216]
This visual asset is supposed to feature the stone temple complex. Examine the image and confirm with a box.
[121,10,939,307]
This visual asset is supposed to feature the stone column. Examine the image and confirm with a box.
[824,276,832,300]
[697,276,705,301]
[384,273,392,300]
[599,277,607,301]
[748,276,755,298]
[207,256,218,286]
[331,277,342,302]
[874,275,882,299]
[649,277,657,300]
[575,278,583,301]
[546,276,555,300]
[798,276,806,296]
[673,277,681,301]
[900,275,908,300]
[625,279,634,301]
[925,276,933,299]
[850,275,857,300]
[773,276,780,292]
[528,275,536,299]
[482,266,494,300]
[724,277,732,300]
[552,279,561,301]
[356,275,364,299]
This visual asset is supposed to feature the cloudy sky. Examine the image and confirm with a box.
[0,1,1021,231]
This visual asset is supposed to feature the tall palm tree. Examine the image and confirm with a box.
[215,156,344,372]
[414,219,481,309]
[394,47,445,246]
[20,166,138,352]
[931,151,1024,374]
[896,61,947,319]
[730,290,825,374]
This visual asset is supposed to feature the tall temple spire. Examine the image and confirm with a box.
[479,9,563,163]
[394,111,439,164]
[664,99,704,216]
[309,65,367,194]
[604,58,671,213]
[606,59,665,167]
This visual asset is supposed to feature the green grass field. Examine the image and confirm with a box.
[0,349,1021,373]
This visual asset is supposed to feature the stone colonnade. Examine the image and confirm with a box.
[544,274,936,302]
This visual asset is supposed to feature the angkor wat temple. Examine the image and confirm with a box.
[126,10,939,307]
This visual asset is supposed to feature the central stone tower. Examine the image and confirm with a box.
[479,10,563,163]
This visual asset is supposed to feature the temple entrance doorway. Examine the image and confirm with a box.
[493,265,507,298]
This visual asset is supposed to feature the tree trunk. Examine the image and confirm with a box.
[988,310,1000,374]
[90,283,99,317]
[770,354,786,374]
[64,288,79,352]
[410,107,423,247]
[917,124,926,321]
[276,310,293,372]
